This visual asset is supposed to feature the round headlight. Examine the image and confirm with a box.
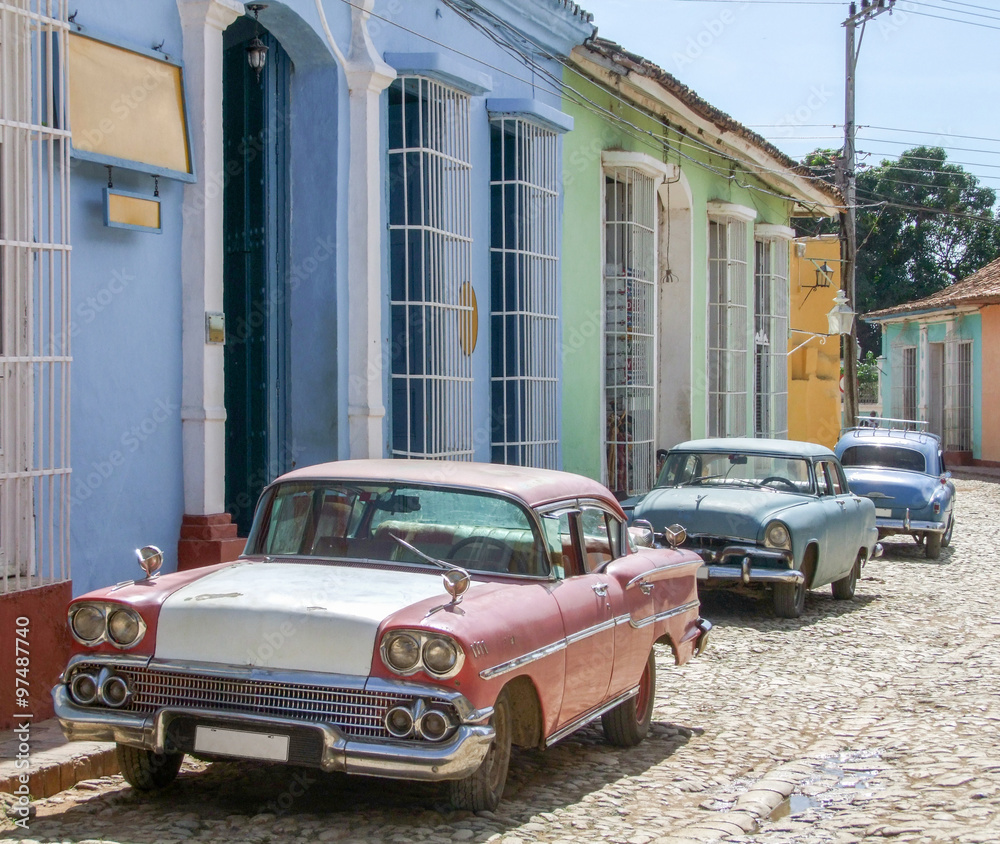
[70,605,105,644]
[107,609,141,646]
[765,522,790,549]
[384,633,421,673]
[422,636,459,676]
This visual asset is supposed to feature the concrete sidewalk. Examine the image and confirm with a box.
[0,718,118,799]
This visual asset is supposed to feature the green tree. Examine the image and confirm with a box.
[797,147,1000,355]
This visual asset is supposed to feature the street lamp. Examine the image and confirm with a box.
[826,288,856,336]
[246,4,268,81]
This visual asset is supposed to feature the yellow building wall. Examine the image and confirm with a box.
[788,236,843,449]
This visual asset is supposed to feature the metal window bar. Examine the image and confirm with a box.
[1,0,71,594]
[753,238,788,439]
[603,169,655,497]
[895,345,918,422]
[388,77,473,460]
[489,117,558,469]
[708,218,748,437]
[944,339,972,452]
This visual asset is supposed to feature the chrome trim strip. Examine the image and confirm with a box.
[545,685,639,747]
[479,613,620,680]
[479,639,566,680]
[625,560,699,591]
[714,545,792,563]
[629,599,701,629]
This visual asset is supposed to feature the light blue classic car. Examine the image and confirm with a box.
[834,419,956,559]
[627,438,880,618]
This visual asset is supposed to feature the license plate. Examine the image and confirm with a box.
[194,726,290,762]
[875,508,892,517]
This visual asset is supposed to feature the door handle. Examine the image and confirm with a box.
[592,583,609,597]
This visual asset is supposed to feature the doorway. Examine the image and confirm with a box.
[222,18,290,534]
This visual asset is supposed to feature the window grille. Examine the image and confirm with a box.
[489,117,558,469]
[753,238,789,438]
[708,218,748,437]
[944,340,972,451]
[1,0,71,593]
[891,345,918,421]
[603,169,655,497]
[387,77,473,460]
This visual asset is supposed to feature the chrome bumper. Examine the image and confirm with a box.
[697,545,800,585]
[876,517,945,535]
[52,685,494,781]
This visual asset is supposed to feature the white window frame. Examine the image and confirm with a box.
[707,203,754,438]
[489,116,559,469]
[753,226,791,439]
[603,165,657,496]
[1,0,71,593]
[387,76,473,460]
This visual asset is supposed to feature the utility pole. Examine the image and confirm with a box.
[840,0,894,428]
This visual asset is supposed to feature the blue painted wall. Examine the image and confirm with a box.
[66,0,584,592]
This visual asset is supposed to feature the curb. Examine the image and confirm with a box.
[0,746,119,800]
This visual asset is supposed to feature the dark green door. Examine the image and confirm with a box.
[222,20,289,534]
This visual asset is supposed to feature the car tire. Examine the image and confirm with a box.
[115,744,183,791]
[925,531,942,560]
[831,554,861,600]
[450,689,512,812]
[942,516,954,548]
[773,549,813,618]
[602,649,656,747]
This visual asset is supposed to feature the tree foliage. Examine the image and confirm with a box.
[797,147,1000,355]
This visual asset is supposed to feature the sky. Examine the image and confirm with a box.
[577,0,1000,200]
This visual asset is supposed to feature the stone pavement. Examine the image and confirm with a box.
[2,477,998,844]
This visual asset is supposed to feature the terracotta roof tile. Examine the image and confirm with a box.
[864,255,1000,320]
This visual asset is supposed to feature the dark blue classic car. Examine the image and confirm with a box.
[834,419,956,559]
[628,439,880,618]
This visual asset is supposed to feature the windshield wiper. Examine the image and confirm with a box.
[389,533,468,574]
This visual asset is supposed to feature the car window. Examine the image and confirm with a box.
[580,506,621,571]
[840,445,926,473]
[659,451,813,493]
[249,481,549,576]
[817,460,844,495]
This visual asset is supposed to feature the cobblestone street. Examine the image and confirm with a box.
[3,477,998,844]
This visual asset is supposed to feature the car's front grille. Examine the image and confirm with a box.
[72,662,457,740]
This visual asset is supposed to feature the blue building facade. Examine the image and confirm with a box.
[64,0,593,592]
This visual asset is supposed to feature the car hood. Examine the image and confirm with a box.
[844,468,943,509]
[633,486,803,541]
[154,560,462,675]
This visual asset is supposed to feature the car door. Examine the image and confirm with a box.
[814,459,857,583]
[541,505,617,730]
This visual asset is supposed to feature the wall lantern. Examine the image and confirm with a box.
[789,289,857,354]
[814,261,833,288]
[246,4,268,81]
[826,288,856,336]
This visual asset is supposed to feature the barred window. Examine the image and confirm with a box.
[708,218,749,437]
[891,345,918,421]
[604,169,655,497]
[388,77,473,459]
[489,117,558,469]
[1,0,71,592]
[753,237,789,438]
[945,340,972,451]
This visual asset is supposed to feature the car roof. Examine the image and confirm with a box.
[836,427,940,454]
[668,438,836,459]
[274,459,623,512]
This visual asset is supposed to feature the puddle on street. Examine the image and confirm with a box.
[767,749,884,823]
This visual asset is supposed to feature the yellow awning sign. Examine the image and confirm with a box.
[104,189,162,234]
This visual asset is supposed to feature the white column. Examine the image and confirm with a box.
[344,1,395,458]
[177,0,243,514]
[918,323,929,423]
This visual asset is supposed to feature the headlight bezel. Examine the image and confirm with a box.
[764,520,791,551]
[380,629,465,679]
[68,602,147,649]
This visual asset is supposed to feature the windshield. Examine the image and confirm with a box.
[657,451,815,494]
[840,445,927,473]
[245,481,549,577]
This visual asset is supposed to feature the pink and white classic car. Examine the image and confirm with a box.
[53,460,710,810]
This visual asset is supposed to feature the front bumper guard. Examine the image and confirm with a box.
[52,685,494,782]
[697,545,800,586]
